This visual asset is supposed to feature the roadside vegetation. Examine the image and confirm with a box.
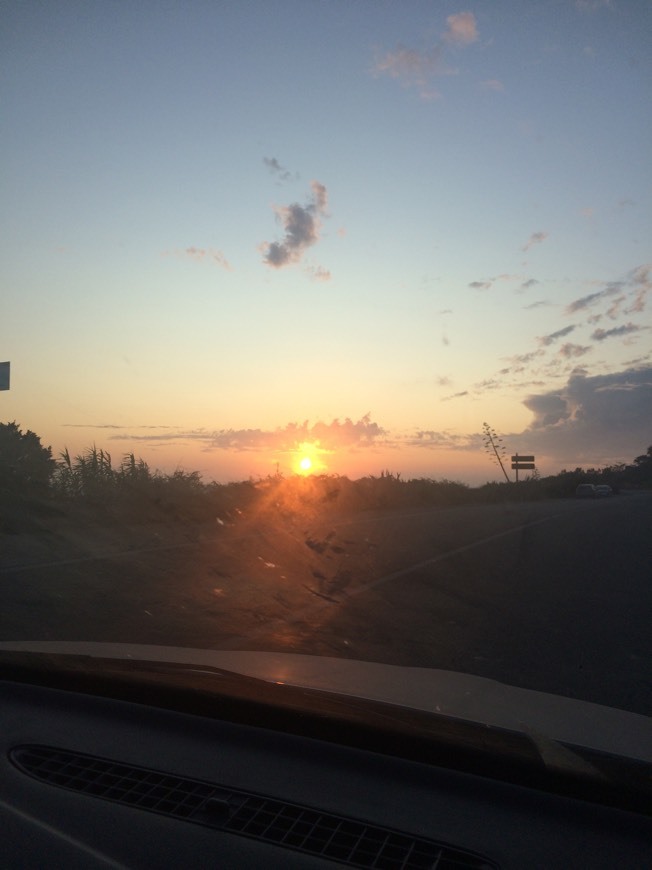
[1,422,651,533]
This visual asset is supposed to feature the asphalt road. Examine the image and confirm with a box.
[1,492,651,714]
[293,492,652,715]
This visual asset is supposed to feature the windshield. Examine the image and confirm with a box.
[1,0,651,744]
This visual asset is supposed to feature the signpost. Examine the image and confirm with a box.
[511,454,535,483]
[0,362,9,391]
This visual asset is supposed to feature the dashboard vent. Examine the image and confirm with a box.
[11,745,498,869]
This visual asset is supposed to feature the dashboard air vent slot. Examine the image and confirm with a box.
[10,745,498,869]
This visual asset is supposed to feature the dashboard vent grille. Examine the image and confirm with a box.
[11,745,498,869]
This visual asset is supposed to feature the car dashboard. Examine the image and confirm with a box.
[1,659,651,869]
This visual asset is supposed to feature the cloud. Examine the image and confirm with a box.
[185,247,231,269]
[558,343,592,358]
[469,280,492,290]
[624,264,651,314]
[517,365,652,464]
[372,12,478,99]
[521,231,549,252]
[407,430,471,449]
[208,415,385,453]
[263,156,295,182]
[521,278,540,290]
[165,247,232,269]
[305,265,331,281]
[372,45,449,99]
[442,390,469,401]
[591,322,647,342]
[443,12,478,45]
[538,325,576,346]
[504,349,546,366]
[262,180,329,268]
[524,300,551,310]
[108,415,386,454]
[565,283,622,314]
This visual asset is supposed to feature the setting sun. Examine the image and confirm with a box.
[293,442,326,476]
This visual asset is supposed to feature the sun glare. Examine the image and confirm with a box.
[293,442,326,475]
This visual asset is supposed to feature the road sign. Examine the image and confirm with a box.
[0,361,9,391]
[511,455,534,462]
[512,462,535,470]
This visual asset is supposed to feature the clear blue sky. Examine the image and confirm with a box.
[2,1,650,482]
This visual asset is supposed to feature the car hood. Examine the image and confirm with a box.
[0,640,650,764]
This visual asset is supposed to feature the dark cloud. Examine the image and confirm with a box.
[523,393,570,428]
[591,322,647,342]
[538,325,576,346]
[517,366,652,464]
[469,280,492,290]
[521,278,540,289]
[262,181,329,268]
[442,390,469,401]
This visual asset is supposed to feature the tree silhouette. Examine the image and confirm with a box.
[0,421,55,495]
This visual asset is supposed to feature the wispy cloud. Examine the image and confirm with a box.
[521,231,549,252]
[263,156,296,182]
[407,430,471,449]
[442,390,469,401]
[165,247,232,269]
[305,265,331,282]
[469,280,492,290]
[538,325,576,346]
[565,283,622,314]
[372,45,450,99]
[185,247,231,269]
[372,11,478,99]
[524,300,551,310]
[262,180,329,268]
[591,322,647,342]
[558,343,592,358]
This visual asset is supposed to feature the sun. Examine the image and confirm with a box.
[294,442,326,476]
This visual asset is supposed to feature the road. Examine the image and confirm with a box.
[1,492,651,714]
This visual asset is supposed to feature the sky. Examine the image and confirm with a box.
[2,0,651,484]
